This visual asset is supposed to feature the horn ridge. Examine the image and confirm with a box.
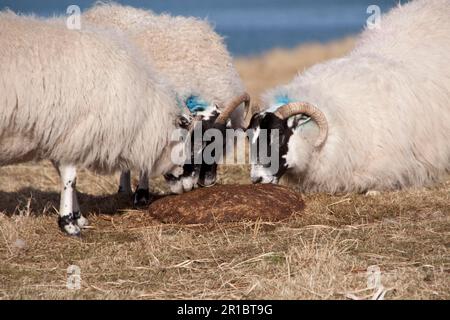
[215,92,251,125]
[274,102,328,147]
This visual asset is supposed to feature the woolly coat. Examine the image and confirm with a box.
[0,12,182,178]
[83,3,246,128]
[262,0,450,192]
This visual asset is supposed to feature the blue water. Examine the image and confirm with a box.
[0,0,400,56]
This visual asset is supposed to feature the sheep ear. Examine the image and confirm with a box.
[177,114,193,130]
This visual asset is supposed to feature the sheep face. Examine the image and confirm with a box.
[248,112,294,184]
[166,93,250,192]
[164,108,227,193]
[197,110,227,187]
[164,164,197,194]
[160,114,201,194]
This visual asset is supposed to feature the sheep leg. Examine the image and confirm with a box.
[72,179,88,228]
[52,161,88,230]
[58,165,86,236]
[133,171,151,206]
[118,170,133,194]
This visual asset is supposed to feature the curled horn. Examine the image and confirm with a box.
[214,92,251,125]
[274,102,328,147]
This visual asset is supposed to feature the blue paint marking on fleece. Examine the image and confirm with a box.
[267,94,294,112]
[185,95,209,113]
[275,94,293,106]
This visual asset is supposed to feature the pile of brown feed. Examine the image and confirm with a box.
[148,184,305,224]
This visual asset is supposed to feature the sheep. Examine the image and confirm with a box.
[0,11,191,235]
[248,0,450,193]
[83,3,250,205]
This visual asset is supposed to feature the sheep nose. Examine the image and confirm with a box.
[252,176,263,184]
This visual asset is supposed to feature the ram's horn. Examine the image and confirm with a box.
[274,102,328,147]
[214,92,251,125]
[242,104,259,129]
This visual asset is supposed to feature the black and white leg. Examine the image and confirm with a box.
[57,165,87,236]
[118,170,133,194]
[133,171,151,206]
[72,183,88,228]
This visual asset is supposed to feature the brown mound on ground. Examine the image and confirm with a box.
[148,184,305,224]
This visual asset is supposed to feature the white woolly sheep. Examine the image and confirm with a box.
[83,3,249,204]
[249,0,450,193]
[0,11,190,235]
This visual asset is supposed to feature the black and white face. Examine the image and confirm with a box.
[164,163,199,194]
[196,108,227,187]
[165,108,227,193]
[163,114,196,194]
[248,112,296,184]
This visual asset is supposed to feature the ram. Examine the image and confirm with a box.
[248,0,450,193]
[83,3,250,204]
[0,12,190,235]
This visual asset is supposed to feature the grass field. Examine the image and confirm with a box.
[0,38,449,300]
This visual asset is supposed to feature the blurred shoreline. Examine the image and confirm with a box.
[234,37,356,106]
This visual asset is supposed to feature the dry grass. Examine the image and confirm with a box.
[0,38,449,300]
[235,37,356,107]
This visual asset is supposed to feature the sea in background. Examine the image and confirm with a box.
[0,0,400,56]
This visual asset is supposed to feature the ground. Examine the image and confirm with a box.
[0,38,449,300]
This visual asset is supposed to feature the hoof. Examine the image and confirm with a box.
[133,188,152,207]
[58,214,81,236]
[73,211,89,228]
